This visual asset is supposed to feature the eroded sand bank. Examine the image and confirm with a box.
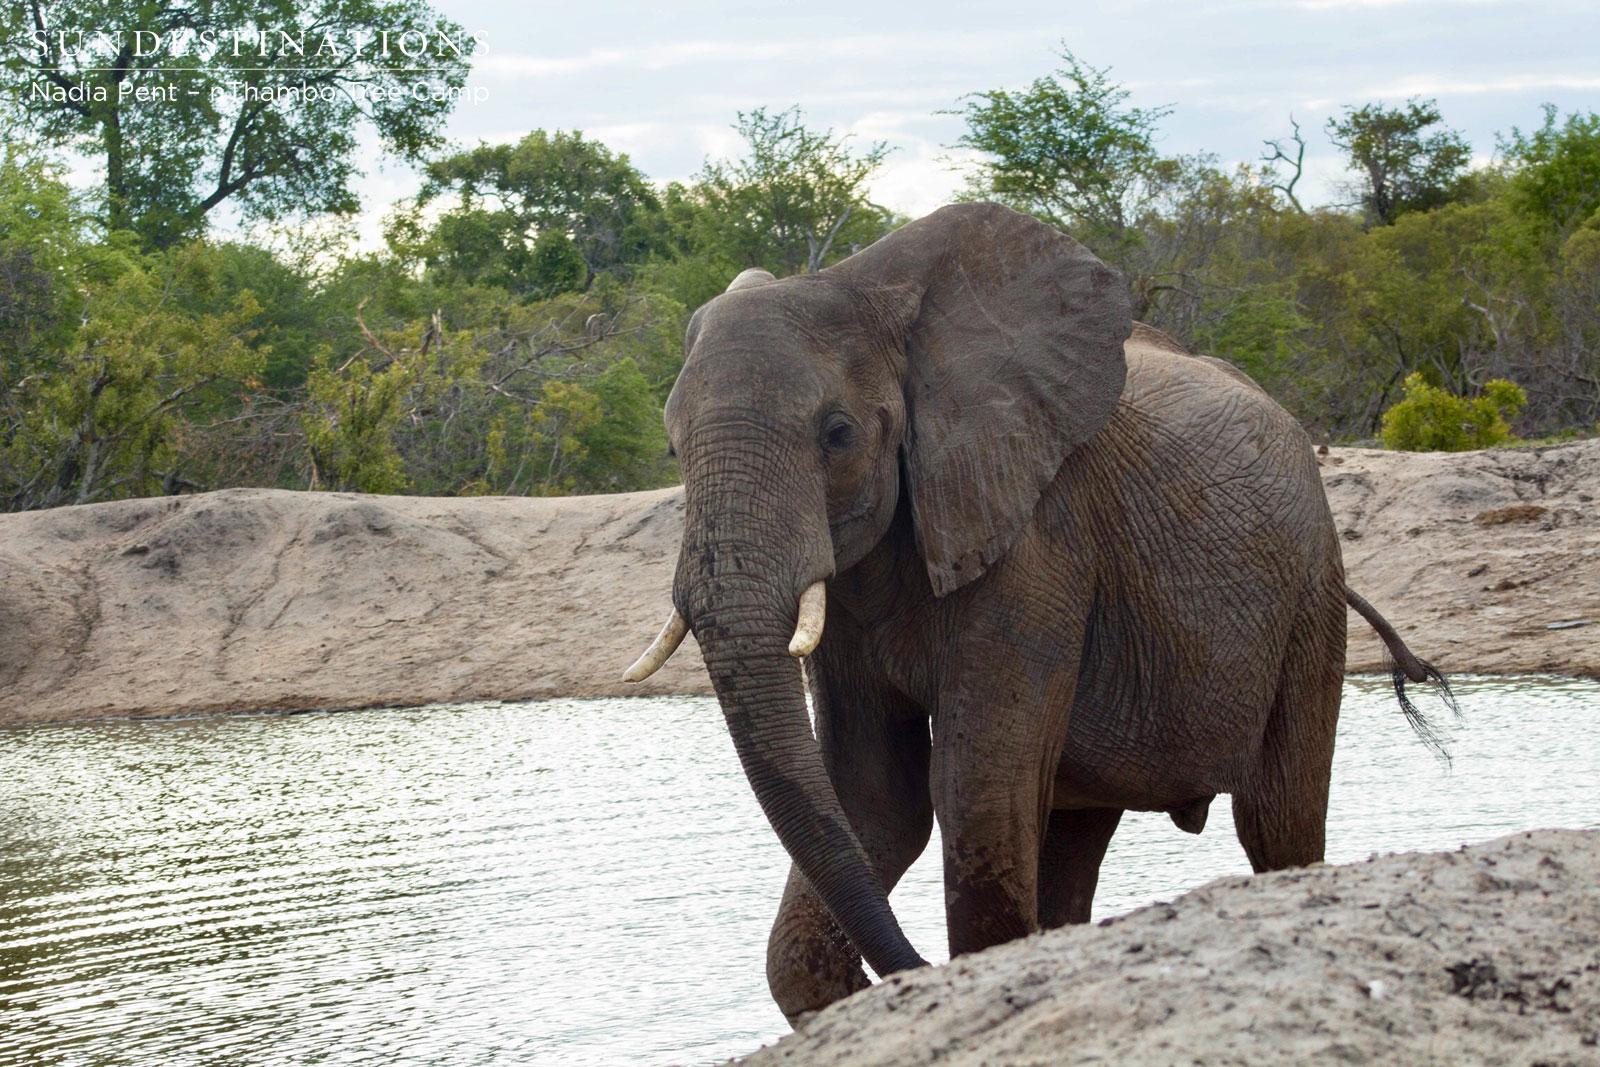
[2,440,1596,723]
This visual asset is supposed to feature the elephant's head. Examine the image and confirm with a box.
[624,203,1131,977]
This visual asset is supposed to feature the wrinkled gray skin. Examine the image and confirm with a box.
[657,203,1427,1023]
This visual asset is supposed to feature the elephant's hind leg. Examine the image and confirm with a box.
[1231,605,1343,873]
[1036,807,1122,927]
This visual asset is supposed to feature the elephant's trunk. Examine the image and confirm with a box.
[674,433,927,979]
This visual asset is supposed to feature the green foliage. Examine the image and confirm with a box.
[1,0,473,246]
[0,148,85,365]
[692,106,894,276]
[397,130,662,292]
[304,353,418,494]
[573,358,672,490]
[7,71,1600,511]
[1326,99,1472,226]
[631,181,745,311]
[1379,374,1527,451]
[1123,155,1293,325]
[291,279,683,499]
[952,46,1173,248]
[1191,280,1311,390]
[2,237,263,508]
[438,288,677,496]
[1500,105,1600,236]
[202,241,324,390]
[528,230,589,295]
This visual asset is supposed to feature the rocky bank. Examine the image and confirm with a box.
[738,829,1600,1067]
[1,439,1597,724]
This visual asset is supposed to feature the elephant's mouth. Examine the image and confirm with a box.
[621,580,827,682]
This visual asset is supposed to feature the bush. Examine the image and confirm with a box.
[1379,373,1527,451]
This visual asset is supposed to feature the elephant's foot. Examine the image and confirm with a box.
[768,869,877,1020]
[767,931,872,1022]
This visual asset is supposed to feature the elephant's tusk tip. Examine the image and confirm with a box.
[623,609,689,683]
[788,581,826,657]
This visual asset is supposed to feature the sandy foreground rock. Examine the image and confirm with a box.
[739,829,1600,1067]
[1,440,1597,723]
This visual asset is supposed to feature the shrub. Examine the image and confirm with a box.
[1379,373,1527,451]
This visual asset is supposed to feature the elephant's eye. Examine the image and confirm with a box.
[819,413,859,453]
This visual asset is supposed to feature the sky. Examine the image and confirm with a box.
[38,0,1586,245]
[334,0,1599,239]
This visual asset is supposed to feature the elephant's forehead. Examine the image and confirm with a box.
[701,280,858,337]
[680,290,852,391]
[675,333,827,411]
[667,280,880,441]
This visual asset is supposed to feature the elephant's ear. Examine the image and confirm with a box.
[832,203,1131,597]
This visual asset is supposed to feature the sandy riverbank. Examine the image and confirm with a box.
[1,440,1595,724]
[736,828,1600,1066]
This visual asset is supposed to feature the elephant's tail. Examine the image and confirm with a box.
[1346,586,1460,763]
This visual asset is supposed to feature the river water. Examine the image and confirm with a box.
[1,676,1595,1066]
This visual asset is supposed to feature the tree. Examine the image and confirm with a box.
[304,345,422,494]
[1326,98,1472,226]
[2,0,474,246]
[1500,105,1600,237]
[403,130,663,288]
[1128,159,1312,392]
[1260,116,1309,215]
[2,242,263,509]
[693,106,893,276]
[0,147,84,374]
[951,47,1174,248]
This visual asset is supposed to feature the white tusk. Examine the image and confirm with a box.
[622,609,689,683]
[787,581,826,658]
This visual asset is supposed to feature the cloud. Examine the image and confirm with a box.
[1291,0,1509,7]
[1305,72,1600,109]
[868,145,978,217]
[473,28,1039,81]
[475,40,791,78]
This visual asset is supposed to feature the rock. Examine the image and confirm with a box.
[0,487,708,723]
[2,440,1598,723]
[1330,440,1600,676]
[738,830,1600,1067]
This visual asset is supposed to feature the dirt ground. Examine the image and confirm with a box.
[738,829,1600,1067]
[1325,439,1598,677]
[1,439,1596,724]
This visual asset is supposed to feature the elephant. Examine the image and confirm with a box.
[621,202,1453,1022]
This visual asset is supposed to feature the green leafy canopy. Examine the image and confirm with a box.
[950,45,1173,247]
[2,0,475,246]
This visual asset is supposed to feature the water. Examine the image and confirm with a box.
[1,676,1595,1067]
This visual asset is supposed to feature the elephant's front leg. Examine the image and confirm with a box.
[931,618,1082,957]
[766,657,931,1024]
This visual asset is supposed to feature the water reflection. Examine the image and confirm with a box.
[1,676,1595,1066]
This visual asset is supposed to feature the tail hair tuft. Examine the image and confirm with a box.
[1388,654,1460,767]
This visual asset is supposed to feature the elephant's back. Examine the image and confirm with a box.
[1108,341,1328,536]
[1118,337,1302,448]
